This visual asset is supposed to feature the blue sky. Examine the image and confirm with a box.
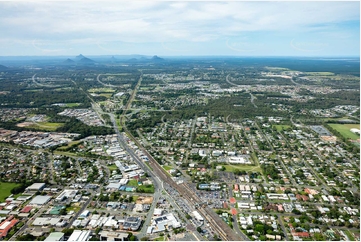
[0,1,359,56]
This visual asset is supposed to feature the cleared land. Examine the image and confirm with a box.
[0,183,20,202]
[329,124,360,140]
[18,122,64,131]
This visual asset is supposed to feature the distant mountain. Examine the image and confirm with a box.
[0,64,8,70]
[151,55,164,61]
[75,54,85,61]
[63,58,75,64]
[110,56,117,63]
[78,57,95,64]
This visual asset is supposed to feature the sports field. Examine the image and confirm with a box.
[274,125,291,132]
[223,164,261,173]
[329,124,360,140]
[0,183,20,202]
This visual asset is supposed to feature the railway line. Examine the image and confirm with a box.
[124,127,245,241]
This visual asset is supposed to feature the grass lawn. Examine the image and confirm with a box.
[99,93,113,98]
[274,125,291,132]
[54,150,78,157]
[144,162,153,171]
[154,236,165,241]
[57,141,82,151]
[162,165,173,171]
[66,205,81,213]
[127,179,139,187]
[223,164,262,173]
[344,230,356,241]
[137,185,155,193]
[28,122,64,131]
[88,88,115,93]
[0,182,21,202]
[107,164,118,171]
[329,124,360,140]
[65,103,81,107]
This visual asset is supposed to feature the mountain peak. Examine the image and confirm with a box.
[151,55,164,61]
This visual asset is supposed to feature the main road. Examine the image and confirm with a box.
[109,72,246,241]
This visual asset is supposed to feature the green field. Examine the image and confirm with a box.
[66,103,81,107]
[57,141,82,151]
[162,165,173,171]
[28,122,64,131]
[127,179,139,187]
[274,125,291,132]
[107,164,118,171]
[137,184,155,193]
[99,93,113,98]
[66,204,81,213]
[344,230,356,241]
[0,183,21,202]
[88,88,115,93]
[329,124,360,140]
[223,164,261,173]
[154,236,165,241]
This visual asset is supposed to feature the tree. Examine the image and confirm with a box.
[197,227,202,233]
[16,234,35,241]
[127,232,137,241]
[62,228,74,236]
[255,224,265,234]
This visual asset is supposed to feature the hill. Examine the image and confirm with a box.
[78,57,95,64]
[151,55,164,61]
[63,58,75,64]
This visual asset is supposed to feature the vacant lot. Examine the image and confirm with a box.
[26,122,64,131]
[329,124,360,140]
[223,164,261,173]
[0,183,20,202]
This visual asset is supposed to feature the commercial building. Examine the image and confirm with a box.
[26,183,46,192]
[44,232,65,241]
[55,190,78,202]
[122,217,141,231]
[29,195,52,206]
[192,211,204,222]
[147,213,181,234]
[67,230,91,241]
[99,231,128,241]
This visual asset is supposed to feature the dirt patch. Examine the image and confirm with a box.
[136,196,153,204]
[320,136,337,142]
[16,122,33,127]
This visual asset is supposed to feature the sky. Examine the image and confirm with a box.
[0,1,359,57]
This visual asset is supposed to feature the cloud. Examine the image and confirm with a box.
[0,1,358,55]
